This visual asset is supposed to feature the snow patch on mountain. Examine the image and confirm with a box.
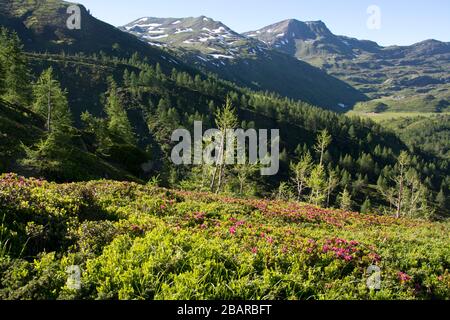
[175,28,193,34]
[209,54,234,59]
[144,34,168,40]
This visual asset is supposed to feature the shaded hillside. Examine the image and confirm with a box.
[0,0,189,73]
[0,98,145,182]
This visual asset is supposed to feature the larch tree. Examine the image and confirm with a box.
[308,164,327,206]
[436,189,446,213]
[393,151,409,218]
[290,151,313,201]
[211,96,238,193]
[23,68,73,175]
[32,67,72,133]
[378,151,431,218]
[314,129,332,166]
[234,161,259,196]
[339,188,353,211]
[361,198,372,214]
[0,58,5,96]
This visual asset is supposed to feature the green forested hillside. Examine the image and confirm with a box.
[0,98,143,181]
[0,0,367,111]
[380,114,450,160]
[0,0,449,302]
[0,22,448,218]
[121,16,367,110]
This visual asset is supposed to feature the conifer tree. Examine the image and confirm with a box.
[393,151,409,218]
[32,67,72,132]
[436,189,446,212]
[211,97,238,193]
[23,69,73,176]
[290,151,313,201]
[234,162,259,195]
[105,79,135,145]
[314,129,332,166]
[339,188,353,211]
[361,198,372,214]
[0,28,31,105]
[0,60,5,96]
[326,169,339,207]
[308,164,327,206]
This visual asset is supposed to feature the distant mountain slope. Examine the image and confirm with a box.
[245,19,382,59]
[247,19,450,105]
[0,0,188,72]
[121,16,367,111]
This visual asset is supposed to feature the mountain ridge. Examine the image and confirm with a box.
[120,15,367,110]
[0,0,191,73]
[245,18,449,106]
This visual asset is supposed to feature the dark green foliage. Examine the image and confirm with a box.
[0,57,5,95]
[1,46,447,214]
[0,27,31,105]
[105,79,135,145]
[381,115,450,160]
[436,189,447,213]
[361,198,372,214]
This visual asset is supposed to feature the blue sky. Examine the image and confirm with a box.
[76,0,449,46]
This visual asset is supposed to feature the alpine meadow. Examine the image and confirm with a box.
[0,0,449,304]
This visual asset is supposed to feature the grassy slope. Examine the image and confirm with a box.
[350,90,450,114]
[0,174,449,300]
[347,111,450,123]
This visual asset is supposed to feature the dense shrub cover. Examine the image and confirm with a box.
[0,173,449,300]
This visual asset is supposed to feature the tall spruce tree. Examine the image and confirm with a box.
[0,28,31,105]
[105,79,135,145]
[0,59,5,96]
